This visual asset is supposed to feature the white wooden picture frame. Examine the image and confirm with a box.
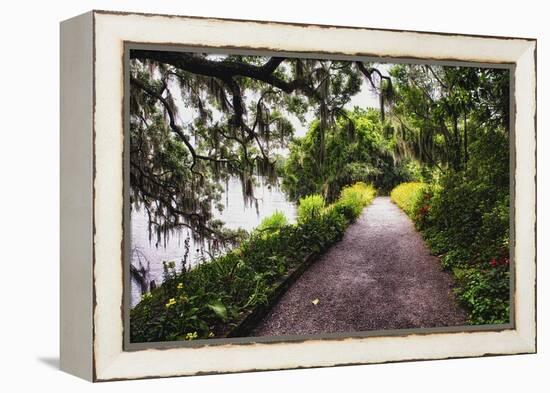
[60,10,536,381]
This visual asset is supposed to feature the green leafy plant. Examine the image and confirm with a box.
[283,108,413,201]
[130,182,377,342]
[389,132,510,324]
[333,182,377,221]
[390,182,425,216]
[453,266,510,324]
[255,210,289,235]
[297,194,325,222]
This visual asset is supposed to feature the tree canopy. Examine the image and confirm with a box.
[389,64,509,172]
[129,50,510,251]
[130,50,388,245]
[283,107,411,201]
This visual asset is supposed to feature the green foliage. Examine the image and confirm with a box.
[255,211,289,234]
[333,182,377,221]
[283,108,413,201]
[390,128,510,325]
[389,64,510,172]
[390,182,426,216]
[297,194,325,222]
[130,54,379,246]
[130,183,376,342]
[473,192,510,263]
[420,129,509,254]
[131,54,512,334]
[207,300,229,321]
[453,266,510,325]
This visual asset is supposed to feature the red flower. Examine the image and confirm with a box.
[419,205,429,215]
[489,258,498,268]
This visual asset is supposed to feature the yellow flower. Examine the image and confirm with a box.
[165,298,176,308]
[185,331,198,340]
[177,283,184,290]
[208,332,215,338]
[141,292,152,300]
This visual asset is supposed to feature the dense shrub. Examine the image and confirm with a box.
[420,181,510,324]
[297,194,325,222]
[283,108,413,202]
[390,130,510,325]
[333,182,377,220]
[453,265,510,325]
[130,182,376,342]
[390,182,426,216]
[255,210,288,234]
[392,181,510,324]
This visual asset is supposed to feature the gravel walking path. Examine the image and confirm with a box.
[252,196,467,336]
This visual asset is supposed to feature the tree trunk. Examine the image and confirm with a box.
[463,112,468,165]
[453,114,461,170]
[379,88,385,122]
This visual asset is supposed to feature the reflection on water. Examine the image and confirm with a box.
[130,176,297,307]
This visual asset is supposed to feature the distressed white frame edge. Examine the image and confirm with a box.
[60,11,94,381]
[61,10,536,382]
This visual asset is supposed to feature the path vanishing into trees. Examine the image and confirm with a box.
[252,197,467,336]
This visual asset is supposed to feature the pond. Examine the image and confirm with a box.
[130,176,297,307]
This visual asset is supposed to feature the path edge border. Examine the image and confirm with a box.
[226,252,318,337]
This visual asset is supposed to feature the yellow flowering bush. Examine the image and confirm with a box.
[390,182,426,217]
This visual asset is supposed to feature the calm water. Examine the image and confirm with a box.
[130,176,297,306]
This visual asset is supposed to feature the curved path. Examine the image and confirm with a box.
[252,196,466,336]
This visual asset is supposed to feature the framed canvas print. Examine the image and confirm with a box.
[60,10,537,381]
